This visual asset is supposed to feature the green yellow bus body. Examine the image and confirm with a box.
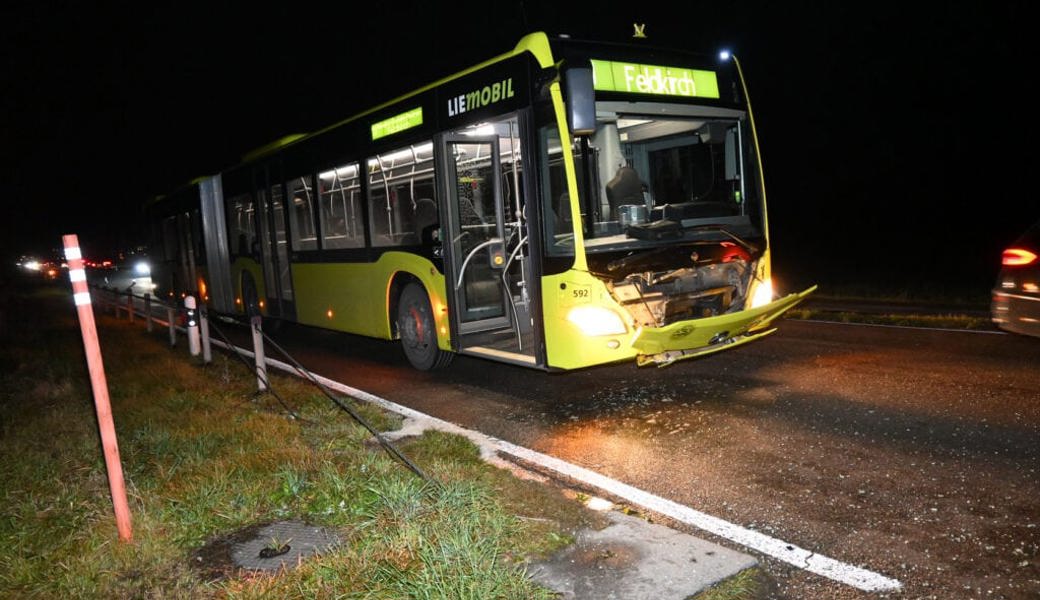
[145,32,812,371]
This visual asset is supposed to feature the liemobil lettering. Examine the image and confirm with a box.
[623,65,698,96]
[447,78,515,117]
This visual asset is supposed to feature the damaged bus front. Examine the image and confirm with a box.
[539,42,814,368]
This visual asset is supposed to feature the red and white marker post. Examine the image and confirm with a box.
[63,234,133,542]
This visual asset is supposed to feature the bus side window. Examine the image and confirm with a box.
[287,176,318,251]
[319,163,364,249]
[366,160,398,247]
[190,208,205,262]
[225,194,257,256]
[162,216,178,262]
[367,141,435,247]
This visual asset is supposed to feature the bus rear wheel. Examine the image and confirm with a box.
[397,282,453,370]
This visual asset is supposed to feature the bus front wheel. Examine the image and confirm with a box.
[397,283,453,370]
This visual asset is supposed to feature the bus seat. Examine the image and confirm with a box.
[605,166,645,220]
[414,198,438,244]
[459,196,484,226]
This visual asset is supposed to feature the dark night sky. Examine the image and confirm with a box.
[2,1,1034,295]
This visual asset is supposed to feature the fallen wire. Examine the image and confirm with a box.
[255,327,436,486]
[204,314,306,422]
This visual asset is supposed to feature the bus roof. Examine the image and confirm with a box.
[160,31,741,194]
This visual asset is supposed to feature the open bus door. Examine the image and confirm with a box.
[439,134,536,366]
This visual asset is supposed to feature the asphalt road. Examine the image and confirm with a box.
[208,316,1039,599]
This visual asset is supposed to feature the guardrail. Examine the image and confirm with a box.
[89,284,249,381]
[93,286,208,351]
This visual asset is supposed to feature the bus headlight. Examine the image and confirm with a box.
[134,261,151,276]
[750,278,774,308]
[567,306,627,336]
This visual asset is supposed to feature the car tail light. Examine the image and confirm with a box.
[1002,248,1038,266]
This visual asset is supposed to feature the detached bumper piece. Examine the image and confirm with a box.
[637,327,776,367]
[632,285,816,367]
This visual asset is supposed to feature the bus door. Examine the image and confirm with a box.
[256,175,296,320]
[440,134,535,364]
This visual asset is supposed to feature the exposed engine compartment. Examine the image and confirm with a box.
[594,243,755,328]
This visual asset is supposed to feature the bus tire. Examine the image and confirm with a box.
[397,282,453,370]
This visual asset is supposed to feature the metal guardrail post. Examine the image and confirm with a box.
[185,295,201,357]
[199,308,212,364]
[126,294,134,324]
[144,293,153,332]
[167,306,176,346]
[251,316,267,392]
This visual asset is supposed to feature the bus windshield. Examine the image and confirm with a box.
[541,103,762,257]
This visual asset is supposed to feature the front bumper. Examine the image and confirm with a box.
[992,290,1040,337]
[632,285,816,366]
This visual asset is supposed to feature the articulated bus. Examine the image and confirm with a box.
[146,32,814,371]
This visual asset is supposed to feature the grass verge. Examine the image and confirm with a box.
[783,308,993,330]
[686,567,765,600]
[0,282,599,599]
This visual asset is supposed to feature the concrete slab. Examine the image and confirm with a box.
[230,520,340,572]
[528,511,756,600]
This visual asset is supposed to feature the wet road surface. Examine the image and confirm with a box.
[207,316,1040,599]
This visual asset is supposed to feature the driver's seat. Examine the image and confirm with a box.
[605,166,645,220]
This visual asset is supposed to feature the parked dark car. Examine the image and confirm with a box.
[991,219,1040,337]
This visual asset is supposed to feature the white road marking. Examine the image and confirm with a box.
[204,335,902,592]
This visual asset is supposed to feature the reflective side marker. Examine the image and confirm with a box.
[62,233,133,543]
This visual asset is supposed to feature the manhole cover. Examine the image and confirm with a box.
[229,520,340,572]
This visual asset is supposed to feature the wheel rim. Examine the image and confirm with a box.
[402,304,428,351]
[398,283,448,370]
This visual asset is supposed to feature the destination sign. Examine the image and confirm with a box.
[371,107,423,140]
[590,59,720,99]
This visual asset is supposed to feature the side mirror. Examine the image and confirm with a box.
[724,126,739,182]
[564,67,596,135]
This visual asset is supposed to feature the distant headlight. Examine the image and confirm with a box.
[134,261,151,275]
[567,306,627,336]
[750,278,774,308]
